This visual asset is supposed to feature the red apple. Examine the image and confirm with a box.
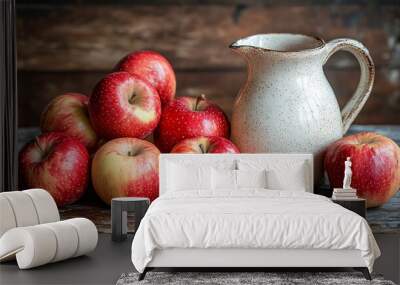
[19,132,90,207]
[154,95,230,152]
[171,136,239,154]
[115,51,176,106]
[91,138,160,204]
[324,132,400,208]
[88,72,161,139]
[40,93,98,152]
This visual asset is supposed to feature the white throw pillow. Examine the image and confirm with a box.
[238,159,308,191]
[236,169,267,188]
[212,168,237,190]
[266,168,307,191]
[168,163,211,191]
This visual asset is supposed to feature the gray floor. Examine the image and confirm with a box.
[1,233,398,284]
[0,233,134,285]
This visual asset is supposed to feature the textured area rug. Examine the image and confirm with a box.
[116,272,395,285]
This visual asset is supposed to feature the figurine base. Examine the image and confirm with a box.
[332,188,358,200]
[333,188,357,193]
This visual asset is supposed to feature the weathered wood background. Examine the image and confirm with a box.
[16,1,400,127]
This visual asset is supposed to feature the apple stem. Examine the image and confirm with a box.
[128,94,136,105]
[127,150,138,157]
[199,144,206,154]
[195,94,206,111]
[34,137,44,155]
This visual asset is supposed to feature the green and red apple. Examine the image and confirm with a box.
[91,138,160,204]
[325,132,400,208]
[88,72,161,140]
[19,132,90,207]
[40,93,98,152]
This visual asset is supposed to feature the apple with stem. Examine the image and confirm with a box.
[19,132,90,207]
[88,72,161,140]
[171,136,239,154]
[154,95,230,152]
[91,138,160,204]
[115,50,176,106]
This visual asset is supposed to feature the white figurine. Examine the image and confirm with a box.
[343,157,353,189]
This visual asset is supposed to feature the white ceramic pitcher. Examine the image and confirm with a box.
[230,34,374,182]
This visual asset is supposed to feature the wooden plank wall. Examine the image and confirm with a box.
[16,1,400,127]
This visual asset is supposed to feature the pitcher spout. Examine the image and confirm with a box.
[229,39,255,59]
[228,41,242,49]
[229,33,325,56]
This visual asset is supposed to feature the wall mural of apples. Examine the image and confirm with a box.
[19,49,399,208]
[19,50,237,206]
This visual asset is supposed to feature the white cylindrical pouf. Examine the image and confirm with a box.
[24,189,60,224]
[0,192,39,227]
[42,221,79,262]
[65,218,98,257]
[0,196,17,237]
[0,218,98,269]
[0,226,57,269]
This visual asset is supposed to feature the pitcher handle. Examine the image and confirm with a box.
[323,38,375,134]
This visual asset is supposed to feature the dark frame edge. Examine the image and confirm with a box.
[0,0,18,192]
